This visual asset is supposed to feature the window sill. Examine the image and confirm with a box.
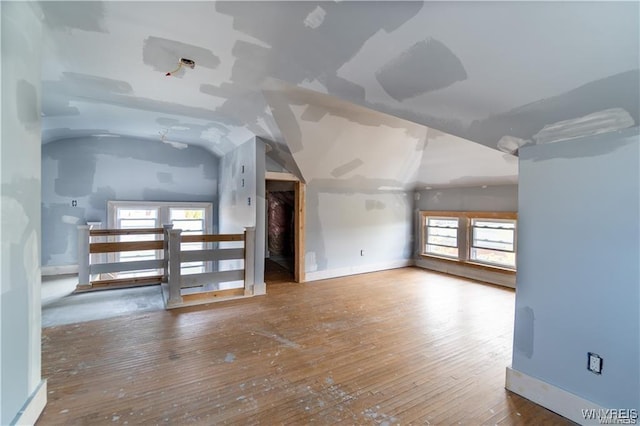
[420,254,516,275]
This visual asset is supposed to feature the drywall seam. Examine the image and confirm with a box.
[506,367,605,425]
[305,259,413,282]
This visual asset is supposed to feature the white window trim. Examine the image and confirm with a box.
[107,200,213,232]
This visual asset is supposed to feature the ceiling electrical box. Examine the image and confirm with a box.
[180,58,195,69]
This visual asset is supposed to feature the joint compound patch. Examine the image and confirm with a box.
[376,38,467,102]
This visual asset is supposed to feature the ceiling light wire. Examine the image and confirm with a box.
[165,62,183,77]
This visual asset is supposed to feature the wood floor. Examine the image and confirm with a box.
[39,263,572,425]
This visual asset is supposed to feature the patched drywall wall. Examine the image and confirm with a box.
[40,2,638,166]
[415,185,518,212]
[1,2,44,423]
[264,79,518,190]
[218,138,266,294]
[513,128,639,409]
[41,136,219,267]
[305,182,413,279]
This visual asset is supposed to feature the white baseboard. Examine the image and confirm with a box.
[11,379,47,426]
[415,257,515,288]
[42,264,78,276]
[505,367,606,425]
[305,259,414,282]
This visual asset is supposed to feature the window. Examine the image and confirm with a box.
[107,201,213,277]
[170,207,206,275]
[420,211,517,271]
[424,216,459,258]
[469,218,516,268]
[116,208,160,268]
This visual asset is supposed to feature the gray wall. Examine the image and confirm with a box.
[413,185,518,287]
[414,185,518,212]
[513,128,639,409]
[305,184,413,278]
[41,136,219,267]
[218,138,266,294]
[1,2,44,423]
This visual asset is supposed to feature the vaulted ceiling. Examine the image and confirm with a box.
[40,1,639,187]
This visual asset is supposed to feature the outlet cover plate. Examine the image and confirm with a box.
[588,352,603,374]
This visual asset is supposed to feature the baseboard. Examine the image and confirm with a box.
[11,379,47,426]
[415,257,515,288]
[505,367,607,425]
[305,259,414,282]
[42,264,78,276]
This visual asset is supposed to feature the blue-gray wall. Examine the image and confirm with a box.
[41,136,219,267]
[218,138,266,294]
[414,185,518,213]
[304,184,413,280]
[1,2,44,423]
[513,128,639,409]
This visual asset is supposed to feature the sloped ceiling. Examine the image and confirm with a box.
[40,1,639,187]
[263,79,517,189]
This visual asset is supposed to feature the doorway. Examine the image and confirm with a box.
[265,172,305,283]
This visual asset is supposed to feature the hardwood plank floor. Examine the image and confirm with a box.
[39,264,572,425]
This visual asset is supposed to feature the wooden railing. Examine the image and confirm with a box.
[76,224,256,308]
[164,227,255,309]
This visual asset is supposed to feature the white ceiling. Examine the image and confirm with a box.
[40,1,639,188]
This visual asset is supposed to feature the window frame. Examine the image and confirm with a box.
[468,217,517,269]
[107,201,213,233]
[106,201,214,276]
[423,216,460,259]
[420,211,517,273]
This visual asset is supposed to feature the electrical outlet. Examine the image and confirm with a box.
[71,200,78,207]
[588,352,603,374]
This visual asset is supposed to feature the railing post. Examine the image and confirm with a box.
[87,222,103,280]
[244,227,255,296]
[78,225,90,287]
[167,228,183,306]
[163,224,174,283]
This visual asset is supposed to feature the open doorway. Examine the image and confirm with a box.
[265,172,305,284]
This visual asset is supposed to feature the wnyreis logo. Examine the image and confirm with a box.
[582,409,638,424]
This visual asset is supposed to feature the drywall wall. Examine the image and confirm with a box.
[218,138,266,294]
[511,128,639,411]
[41,136,219,267]
[305,183,413,281]
[1,2,46,424]
[413,185,518,287]
[414,185,518,212]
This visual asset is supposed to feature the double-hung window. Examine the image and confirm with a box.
[420,211,517,271]
[107,201,213,277]
[469,218,516,269]
[424,216,459,259]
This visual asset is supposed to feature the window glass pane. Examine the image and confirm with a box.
[172,219,203,233]
[470,248,516,268]
[472,228,514,251]
[170,208,204,220]
[473,220,515,229]
[119,219,157,229]
[427,234,457,247]
[426,245,459,258]
[428,218,458,228]
[118,209,158,219]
